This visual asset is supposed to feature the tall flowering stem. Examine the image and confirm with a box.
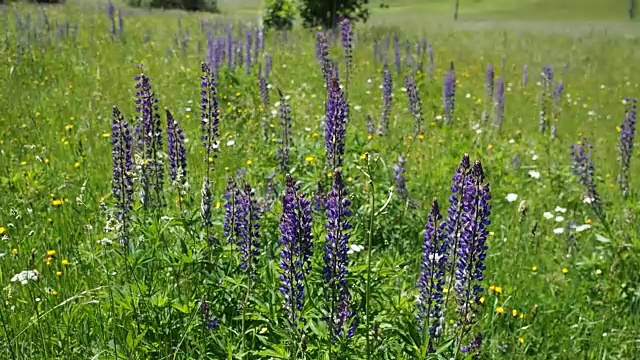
[417,200,446,353]
[455,161,490,354]
[316,32,330,83]
[200,63,221,241]
[493,76,505,130]
[619,98,637,198]
[393,155,409,202]
[277,89,292,173]
[245,31,252,75]
[570,139,603,219]
[323,170,355,348]
[133,71,164,208]
[340,18,353,98]
[393,34,401,75]
[259,67,270,141]
[279,175,313,355]
[325,78,348,170]
[522,64,529,87]
[538,65,553,134]
[166,110,187,189]
[443,63,456,125]
[223,176,238,244]
[405,75,423,134]
[111,106,134,246]
[427,44,434,80]
[378,64,393,135]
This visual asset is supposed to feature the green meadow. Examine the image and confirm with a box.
[1,0,640,359]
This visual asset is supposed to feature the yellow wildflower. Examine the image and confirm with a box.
[562,267,569,274]
[74,162,81,169]
[512,309,518,317]
[11,248,17,255]
[62,259,69,265]
[44,158,49,164]
[418,134,425,140]
[367,135,373,140]
[52,199,64,206]
[487,144,494,150]
[495,306,505,314]
[0,227,5,235]
[246,160,253,166]
[312,132,318,138]
[585,218,592,224]
[531,266,537,272]
[47,250,56,256]
[65,124,73,131]
[305,156,315,163]
[327,171,333,178]
[494,286,503,295]
[479,297,485,304]
[50,289,58,296]
[518,337,524,344]
[102,132,111,138]
[56,271,62,277]
[359,153,367,160]
[216,201,221,209]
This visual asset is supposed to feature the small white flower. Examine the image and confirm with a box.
[588,110,595,116]
[465,93,471,99]
[97,238,113,246]
[506,87,512,92]
[401,87,407,92]
[553,227,565,234]
[10,270,39,285]
[536,81,542,86]
[600,84,605,89]
[532,154,539,161]
[476,129,482,134]
[282,64,287,68]
[583,197,594,204]
[505,193,518,202]
[543,212,554,220]
[367,79,372,84]
[270,109,278,116]
[508,139,515,144]
[347,244,364,254]
[267,84,273,89]
[554,206,567,213]
[435,115,443,120]
[353,105,362,111]
[185,107,192,112]
[528,170,541,179]
[555,215,565,222]
[226,140,235,147]
[35,297,41,302]
[575,224,591,232]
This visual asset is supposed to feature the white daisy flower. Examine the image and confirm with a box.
[528,170,541,179]
[543,212,554,220]
[505,193,518,202]
[555,215,565,222]
[347,244,364,254]
[553,227,565,234]
[554,206,567,213]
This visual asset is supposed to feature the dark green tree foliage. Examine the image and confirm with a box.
[264,0,296,31]
[299,0,369,29]
[128,0,218,12]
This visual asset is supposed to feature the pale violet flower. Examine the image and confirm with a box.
[553,227,565,234]
[554,206,567,213]
[528,170,541,179]
[505,193,519,202]
[543,212,554,220]
[575,224,591,232]
[555,215,565,222]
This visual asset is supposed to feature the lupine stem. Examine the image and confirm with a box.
[365,154,375,360]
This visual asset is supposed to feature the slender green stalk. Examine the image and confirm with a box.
[364,154,375,360]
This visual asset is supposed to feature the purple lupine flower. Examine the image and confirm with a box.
[522,64,528,87]
[417,200,446,352]
[552,82,564,120]
[443,63,456,124]
[323,170,354,340]
[313,181,326,212]
[340,18,353,75]
[223,176,237,243]
[539,65,554,133]
[111,106,134,246]
[226,26,233,70]
[393,155,409,201]
[265,53,272,78]
[460,332,483,359]
[259,68,269,109]
[254,27,262,58]
[325,78,348,170]
[200,63,221,173]
[245,31,252,75]
[570,139,602,216]
[427,44,434,80]
[378,64,393,135]
[454,161,490,327]
[277,89,292,172]
[405,75,423,134]
[235,183,261,277]
[279,175,314,328]
[117,10,124,40]
[166,110,187,187]
[393,34,401,75]
[442,155,472,280]
[619,98,637,198]
[133,71,164,208]
[485,63,494,101]
[200,298,219,330]
[493,76,505,130]
[316,32,330,82]
[107,0,116,39]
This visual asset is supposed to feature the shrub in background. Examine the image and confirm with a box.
[263,0,296,31]
[127,0,218,12]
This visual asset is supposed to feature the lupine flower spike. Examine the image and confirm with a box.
[378,64,393,135]
[111,106,134,246]
[618,98,637,198]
